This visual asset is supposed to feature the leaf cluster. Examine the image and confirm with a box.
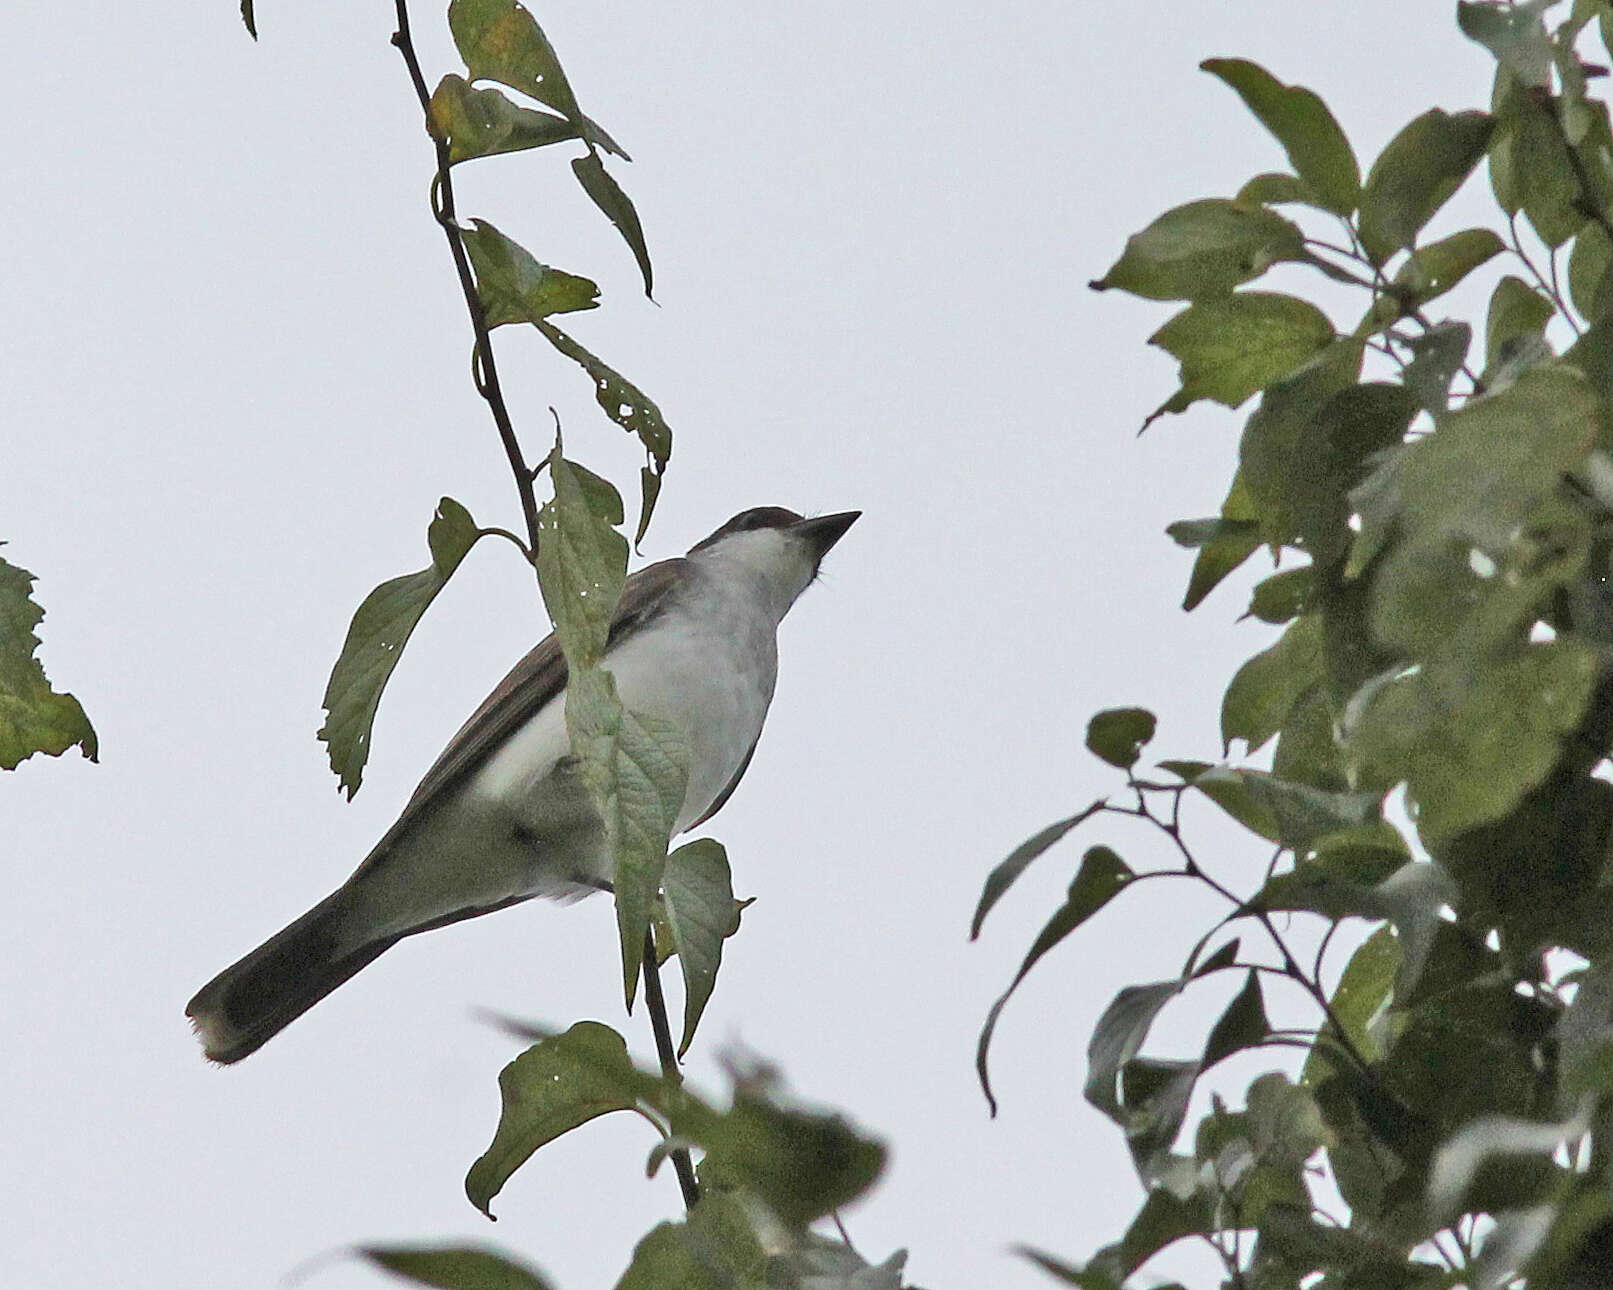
[978,6,1613,1285]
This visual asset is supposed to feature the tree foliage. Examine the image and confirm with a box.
[973,3,1613,1285]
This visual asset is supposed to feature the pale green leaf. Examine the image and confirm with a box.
[536,450,627,669]
[1092,199,1304,300]
[1358,109,1494,264]
[462,220,600,325]
[0,551,96,771]
[428,74,578,163]
[661,839,741,1056]
[319,498,482,798]
[1201,59,1361,214]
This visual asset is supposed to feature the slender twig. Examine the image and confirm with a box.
[390,0,543,558]
[641,926,700,1210]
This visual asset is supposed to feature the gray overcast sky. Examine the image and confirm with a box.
[5,3,1489,1287]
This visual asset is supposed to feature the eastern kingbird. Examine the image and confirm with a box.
[187,507,859,1063]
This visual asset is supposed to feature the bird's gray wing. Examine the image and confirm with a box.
[373,557,692,846]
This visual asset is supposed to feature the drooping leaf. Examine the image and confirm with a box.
[1148,292,1336,424]
[565,666,689,1005]
[1358,109,1495,264]
[1085,980,1183,1122]
[465,1021,641,1217]
[536,321,672,537]
[428,75,579,163]
[0,551,97,770]
[1201,59,1361,214]
[240,0,256,39]
[660,839,741,1055]
[1091,199,1305,300]
[978,846,1134,1114]
[360,1246,556,1290]
[319,498,482,797]
[1086,707,1157,769]
[572,152,653,297]
[1221,615,1325,753]
[971,801,1104,939]
[462,220,600,324]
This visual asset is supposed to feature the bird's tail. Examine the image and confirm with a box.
[185,890,399,1065]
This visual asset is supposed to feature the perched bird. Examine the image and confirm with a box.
[187,507,859,1063]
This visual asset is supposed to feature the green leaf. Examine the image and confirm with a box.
[1358,109,1495,264]
[1570,224,1613,323]
[1247,566,1314,623]
[660,839,741,1056]
[446,0,626,158]
[1181,472,1263,611]
[1091,199,1304,300]
[565,667,689,1005]
[971,801,1104,939]
[1236,172,1317,207]
[1557,961,1613,1106]
[1273,686,1348,791]
[1485,274,1555,370]
[1086,1184,1212,1282]
[572,152,653,297]
[614,1193,767,1290]
[0,551,97,770]
[1401,320,1472,415]
[1490,67,1584,247]
[1085,980,1182,1122]
[536,320,673,469]
[360,1246,556,1290]
[1222,616,1325,754]
[1458,1,1553,87]
[1201,59,1361,214]
[1203,971,1272,1068]
[1303,925,1399,1088]
[465,1021,640,1218]
[978,846,1133,1114]
[428,74,579,163]
[1148,292,1336,423]
[537,449,627,662]
[462,220,600,325]
[1085,707,1157,769]
[694,1089,886,1228]
[1393,227,1505,306]
[319,499,481,798]
[1165,516,1259,548]
[766,1238,910,1290]
[240,0,256,39]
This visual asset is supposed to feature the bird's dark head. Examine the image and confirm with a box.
[687,507,860,619]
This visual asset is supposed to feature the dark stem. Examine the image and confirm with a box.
[641,926,701,1210]
[390,0,543,558]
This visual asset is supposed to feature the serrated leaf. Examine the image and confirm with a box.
[465,1021,640,1217]
[360,1246,556,1290]
[661,839,741,1056]
[462,220,600,325]
[971,801,1104,939]
[572,152,653,297]
[1222,616,1325,753]
[1148,292,1335,423]
[1358,109,1495,264]
[1201,59,1361,214]
[1086,707,1156,769]
[978,846,1133,1114]
[537,321,672,474]
[428,74,579,163]
[0,551,97,770]
[1092,199,1304,300]
[447,0,626,158]
[319,499,482,798]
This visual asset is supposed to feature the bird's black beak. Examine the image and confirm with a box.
[792,510,861,560]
